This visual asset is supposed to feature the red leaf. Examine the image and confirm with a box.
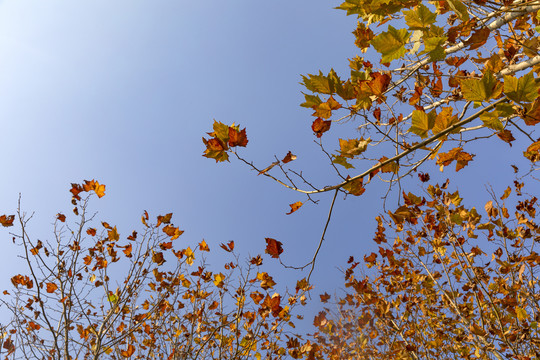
[282,151,297,164]
[56,214,66,222]
[228,127,249,147]
[311,117,331,138]
[265,238,283,258]
[220,240,235,252]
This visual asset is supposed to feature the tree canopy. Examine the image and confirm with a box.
[2,0,540,359]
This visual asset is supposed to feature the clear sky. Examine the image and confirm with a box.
[0,0,532,335]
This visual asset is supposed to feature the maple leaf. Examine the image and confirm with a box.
[107,226,120,241]
[156,213,172,226]
[437,148,475,171]
[123,244,132,257]
[353,22,374,51]
[404,4,436,30]
[504,71,540,103]
[311,117,331,138]
[286,201,303,215]
[202,137,229,163]
[199,239,210,251]
[320,293,331,303]
[371,26,410,63]
[257,272,276,290]
[228,126,249,147]
[83,179,106,198]
[265,238,283,258]
[523,100,540,125]
[163,225,184,240]
[408,110,435,138]
[461,70,500,102]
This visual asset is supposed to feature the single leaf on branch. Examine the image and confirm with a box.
[312,118,331,138]
[265,238,283,258]
[281,151,297,163]
[343,177,365,196]
[0,214,15,227]
[286,201,303,215]
[371,26,410,63]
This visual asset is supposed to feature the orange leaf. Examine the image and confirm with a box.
[163,225,184,240]
[156,213,172,226]
[120,344,135,358]
[320,293,331,303]
[82,179,106,198]
[199,239,210,252]
[123,244,132,257]
[286,201,303,215]
[265,238,283,258]
[56,213,66,222]
[436,147,475,171]
[46,283,58,293]
[497,129,515,146]
[86,228,97,236]
[0,215,14,227]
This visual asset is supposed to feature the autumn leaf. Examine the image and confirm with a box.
[408,110,436,138]
[504,71,540,103]
[257,272,276,290]
[286,201,303,215]
[120,344,135,358]
[213,273,225,288]
[311,117,331,138]
[56,213,66,222]
[371,26,410,63]
[353,22,374,51]
[156,213,173,226]
[343,177,365,196]
[184,247,195,265]
[163,225,184,240]
[199,239,210,252]
[404,4,436,30]
[228,126,249,147]
[464,27,490,50]
[46,283,58,293]
[265,238,283,258]
[82,179,106,198]
[282,151,297,164]
[339,138,371,158]
[524,141,540,162]
[108,226,120,241]
[151,251,165,265]
[437,148,475,171]
[123,244,133,257]
[461,70,500,102]
[0,214,15,227]
[202,137,229,162]
[86,228,97,236]
[220,240,235,252]
[320,293,331,303]
[497,129,515,146]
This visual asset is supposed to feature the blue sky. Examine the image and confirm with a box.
[0,0,532,334]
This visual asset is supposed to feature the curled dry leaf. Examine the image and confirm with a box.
[282,151,297,164]
[286,201,303,215]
